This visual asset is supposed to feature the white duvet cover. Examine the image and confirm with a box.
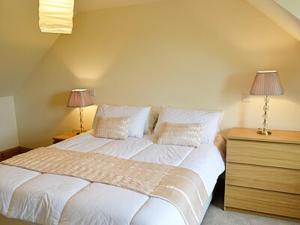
[0,132,225,225]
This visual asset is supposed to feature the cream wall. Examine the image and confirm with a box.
[15,0,300,148]
[0,96,19,151]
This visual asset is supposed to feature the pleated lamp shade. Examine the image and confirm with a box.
[67,89,93,108]
[39,0,74,34]
[250,71,284,96]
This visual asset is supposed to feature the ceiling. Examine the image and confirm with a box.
[246,0,300,41]
[274,0,300,20]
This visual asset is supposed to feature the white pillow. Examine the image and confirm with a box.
[154,107,223,144]
[93,104,151,138]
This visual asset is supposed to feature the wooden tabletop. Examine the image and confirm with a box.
[53,130,79,141]
[227,128,300,145]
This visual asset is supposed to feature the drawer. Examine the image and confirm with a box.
[225,185,300,219]
[226,163,300,194]
[227,140,300,169]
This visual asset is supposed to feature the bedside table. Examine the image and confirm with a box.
[0,147,32,162]
[224,128,300,220]
[53,131,79,144]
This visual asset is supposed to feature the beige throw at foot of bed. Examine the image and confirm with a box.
[2,147,208,225]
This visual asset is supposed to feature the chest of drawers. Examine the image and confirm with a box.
[224,128,300,220]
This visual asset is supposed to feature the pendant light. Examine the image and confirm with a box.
[39,0,74,34]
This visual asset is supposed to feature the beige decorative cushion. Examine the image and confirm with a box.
[157,122,203,148]
[94,117,129,140]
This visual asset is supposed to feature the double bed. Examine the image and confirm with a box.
[0,105,225,225]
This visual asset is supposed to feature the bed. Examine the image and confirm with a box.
[0,104,226,225]
[0,131,224,225]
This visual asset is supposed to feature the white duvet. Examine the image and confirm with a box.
[0,133,225,225]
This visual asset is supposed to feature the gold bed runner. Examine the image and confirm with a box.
[1,148,208,225]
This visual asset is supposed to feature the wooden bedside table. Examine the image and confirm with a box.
[52,131,79,144]
[224,128,300,220]
[0,147,32,162]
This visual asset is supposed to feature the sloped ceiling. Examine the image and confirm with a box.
[274,0,300,20]
[246,0,300,41]
[1,0,300,98]
[0,0,58,97]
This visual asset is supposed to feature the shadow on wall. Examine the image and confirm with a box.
[222,72,254,99]
[222,72,255,126]
[48,91,70,108]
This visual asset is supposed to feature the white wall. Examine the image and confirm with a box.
[0,96,19,151]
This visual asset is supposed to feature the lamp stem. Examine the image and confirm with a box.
[79,107,84,133]
[258,95,271,135]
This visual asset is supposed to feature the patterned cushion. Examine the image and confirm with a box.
[154,107,223,144]
[157,122,203,148]
[93,104,151,138]
[94,117,129,140]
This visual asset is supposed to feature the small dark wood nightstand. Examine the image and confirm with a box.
[0,147,32,162]
[52,131,79,144]
[224,127,300,220]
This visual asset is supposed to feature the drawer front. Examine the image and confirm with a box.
[225,185,300,219]
[227,140,300,169]
[226,163,300,194]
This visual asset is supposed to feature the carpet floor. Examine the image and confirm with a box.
[202,199,300,225]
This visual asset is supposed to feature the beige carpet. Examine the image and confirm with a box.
[202,203,300,225]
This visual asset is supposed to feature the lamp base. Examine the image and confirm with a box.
[257,129,272,136]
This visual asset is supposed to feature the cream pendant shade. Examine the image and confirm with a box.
[39,0,74,34]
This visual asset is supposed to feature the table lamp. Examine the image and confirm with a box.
[67,89,93,133]
[250,70,284,135]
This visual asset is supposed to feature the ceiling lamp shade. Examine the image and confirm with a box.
[250,70,284,96]
[39,0,74,34]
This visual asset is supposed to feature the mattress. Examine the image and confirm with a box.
[0,132,225,225]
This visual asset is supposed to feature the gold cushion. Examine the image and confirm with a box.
[94,117,129,140]
[157,122,203,147]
